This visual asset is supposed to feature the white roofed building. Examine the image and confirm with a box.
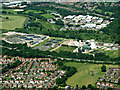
[96,25,102,29]
[101,24,107,28]
[97,19,103,24]
[3,1,22,6]
[3,3,10,6]
[68,41,80,47]
[86,15,93,20]
[90,39,97,49]
[64,15,75,20]
[85,24,96,28]
[92,17,99,20]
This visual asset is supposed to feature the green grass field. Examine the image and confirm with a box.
[95,48,119,58]
[55,45,76,53]
[95,9,114,16]
[104,50,119,58]
[39,20,62,31]
[41,14,55,19]
[24,10,43,14]
[65,62,118,87]
[33,38,50,48]
[105,11,114,15]
[95,9,102,13]
[1,15,27,30]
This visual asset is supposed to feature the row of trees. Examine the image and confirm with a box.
[56,61,77,86]
[2,40,119,62]
[14,25,119,44]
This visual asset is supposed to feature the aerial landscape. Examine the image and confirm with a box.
[0,0,120,89]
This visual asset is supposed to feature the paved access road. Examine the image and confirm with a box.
[26,61,37,84]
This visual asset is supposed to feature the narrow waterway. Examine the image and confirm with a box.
[24,17,33,29]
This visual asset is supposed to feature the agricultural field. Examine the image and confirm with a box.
[41,14,55,19]
[55,45,77,53]
[1,15,27,30]
[65,62,118,87]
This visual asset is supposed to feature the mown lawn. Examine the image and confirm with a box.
[55,45,76,53]
[105,11,114,15]
[65,62,118,87]
[1,15,27,30]
[33,38,50,48]
[41,14,55,19]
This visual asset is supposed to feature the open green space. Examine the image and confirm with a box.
[65,62,118,87]
[94,48,119,58]
[24,10,43,14]
[104,50,119,58]
[95,9,114,16]
[55,45,77,53]
[41,14,55,19]
[39,20,62,31]
[50,37,65,44]
[1,15,27,30]
[95,9,102,13]
[105,11,114,15]
[33,38,50,48]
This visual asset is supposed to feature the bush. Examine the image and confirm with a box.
[82,85,87,89]
[87,84,93,88]
[55,19,64,26]
[101,65,106,72]
[5,17,9,19]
